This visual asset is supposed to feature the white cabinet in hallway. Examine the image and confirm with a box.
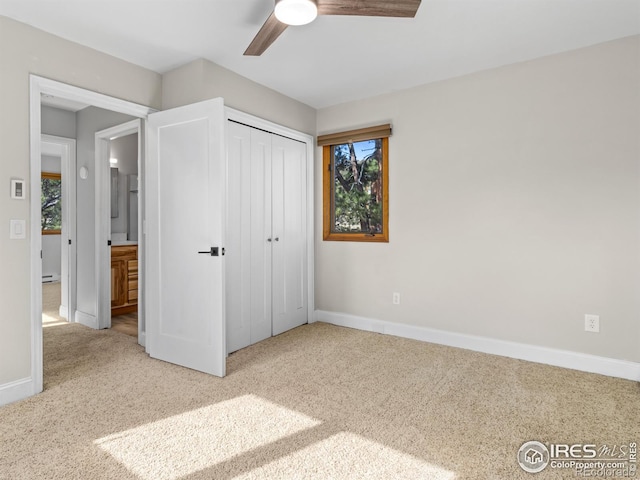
[226,120,308,353]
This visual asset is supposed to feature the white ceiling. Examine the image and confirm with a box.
[2,0,639,109]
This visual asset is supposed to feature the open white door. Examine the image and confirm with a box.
[146,98,226,377]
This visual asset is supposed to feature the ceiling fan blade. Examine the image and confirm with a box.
[244,12,288,56]
[317,0,421,17]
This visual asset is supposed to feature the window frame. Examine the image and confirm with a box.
[322,134,389,243]
[41,171,62,235]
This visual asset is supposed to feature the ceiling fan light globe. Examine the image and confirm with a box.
[274,0,318,26]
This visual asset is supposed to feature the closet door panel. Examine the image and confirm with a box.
[272,136,308,335]
[227,120,309,347]
[226,122,252,353]
[249,128,273,345]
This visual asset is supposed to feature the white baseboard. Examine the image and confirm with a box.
[314,310,640,382]
[0,377,36,406]
[59,305,68,320]
[75,310,98,329]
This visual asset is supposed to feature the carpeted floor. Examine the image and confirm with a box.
[42,281,138,336]
[1,320,638,479]
[42,281,66,326]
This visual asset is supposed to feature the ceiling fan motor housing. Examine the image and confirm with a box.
[274,0,318,26]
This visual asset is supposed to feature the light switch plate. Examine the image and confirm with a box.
[10,219,26,239]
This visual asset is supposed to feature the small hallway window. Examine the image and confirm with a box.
[41,172,62,235]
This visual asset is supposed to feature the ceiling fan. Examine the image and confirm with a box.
[244,0,422,56]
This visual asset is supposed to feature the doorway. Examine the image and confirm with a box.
[40,134,77,329]
[109,132,140,339]
[29,76,154,394]
[95,121,144,343]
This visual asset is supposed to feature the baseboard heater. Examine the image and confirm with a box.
[42,274,61,283]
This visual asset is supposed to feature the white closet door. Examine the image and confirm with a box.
[226,122,273,353]
[226,121,308,350]
[226,122,252,353]
[249,128,273,345]
[271,135,308,335]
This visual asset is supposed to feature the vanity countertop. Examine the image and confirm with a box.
[111,241,138,247]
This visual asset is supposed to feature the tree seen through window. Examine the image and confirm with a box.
[41,172,62,234]
[332,139,383,234]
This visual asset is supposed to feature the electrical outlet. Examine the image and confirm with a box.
[392,292,400,305]
[584,314,600,333]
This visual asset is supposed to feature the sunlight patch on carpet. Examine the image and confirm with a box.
[239,432,456,480]
[42,313,67,327]
[94,394,321,480]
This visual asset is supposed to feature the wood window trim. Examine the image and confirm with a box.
[42,171,62,235]
[42,171,61,180]
[317,124,392,147]
[323,136,389,243]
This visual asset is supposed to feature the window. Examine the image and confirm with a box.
[320,124,390,242]
[41,172,62,235]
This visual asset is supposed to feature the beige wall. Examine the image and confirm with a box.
[0,16,161,384]
[162,59,316,135]
[316,35,640,362]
